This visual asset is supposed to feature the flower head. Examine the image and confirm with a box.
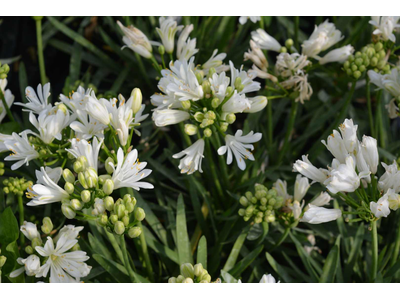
[4,131,39,170]
[156,17,183,54]
[172,139,205,175]
[251,29,281,52]
[16,83,52,114]
[369,16,400,42]
[117,20,153,58]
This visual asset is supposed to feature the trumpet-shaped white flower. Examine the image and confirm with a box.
[222,91,251,114]
[251,29,281,52]
[321,130,348,163]
[86,96,111,125]
[209,72,230,102]
[110,148,153,191]
[0,133,14,152]
[117,20,153,58]
[172,139,205,174]
[66,137,102,172]
[310,192,332,207]
[370,192,391,218]
[177,37,198,61]
[153,109,190,127]
[325,156,370,194]
[386,189,400,211]
[244,40,268,71]
[177,25,193,57]
[294,175,310,202]
[338,118,358,154]
[21,221,41,241]
[59,86,92,114]
[301,205,342,224]
[302,20,343,58]
[290,200,305,220]
[293,155,329,183]
[28,106,72,144]
[360,135,379,174]
[244,96,268,113]
[27,167,70,206]
[10,255,41,278]
[229,61,261,95]
[218,130,262,170]
[156,17,183,54]
[239,16,261,25]
[248,65,278,83]
[0,79,15,123]
[202,49,227,73]
[280,70,312,104]
[275,53,310,78]
[55,225,84,242]
[378,161,400,193]
[259,274,279,283]
[319,45,354,65]
[4,131,39,170]
[273,179,291,201]
[35,235,91,283]
[369,16,400,43]
[16,83,52,114]
[69,110,106,140]
[369,68,400,98]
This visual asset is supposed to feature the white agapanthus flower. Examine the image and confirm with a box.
[16,83,52,114]
[310,192,332,207]
[302,20,343,58]
[0,133,14,152]
[293,155,329,183]
[173,139,205,174]
[222,91,251,114]
[244,96,268,113]
[275,53,310,78]
[86,96,111,125]
[273,179,291,201]
[10,255,41,278]
[386,188,400,211]
[251,29,282,52]
[244,40,268,71]
[378,161,400,193]
[66,137,102,172]
[229,61,261,95]
[202,49,228,73]
[369,16,400,43]
[321,129,349,163]
[319,45,354,65]
[153,109,190,127]
[290,200,305,220]
[209,71,230,102]
[301,205,342,224]
[176,24,198,60]
[259,274,279,283]
[4,131,39,170]
[370,191,391,218]
[218,130,262,170]
[27,167,69,206]
[117,20,153,59]
[59,86,92,114]
[55,225,84,242]
[109,148,153,191]
[35,235,91,283]
[360,135,379,174]
[339,118,359,154]
[239,16,261,25]
[0,79,15,123]
[156,17,183,54]
[21,221,41,241]
[280,70,313,104]
[69,109,106,140]
[294,175,310,202]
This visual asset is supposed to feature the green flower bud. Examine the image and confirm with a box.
[31,237,42,249]
[194,112,205,122]
[64,182,75,195]
[114,221,125,235]
[81,190,91,203]
[176,275,185,283]
[181,100,191,110]
[103,179,114,195]
[168,277,177,283]
[371,57,378,67]
[41,217,53,234]
[184,124,198,136]
[353,71,362,79]
[134,207,146,221]
[158,45,165,55]
[355,58,363,66]
[343,61,350,69]
[25,246,34,255]
[285,39,294,48]
[375,42,383,52]
[220,122,228,132]
[70,199,83,211]
[131,88,142,115]
[280,46,287,53]
[104,196,114,211]
[266,214,276,222]
[105,157,114,174]
[98,214,108,226]
[245,191,253,200]
[240,196,249,207]
[234,77,242,90]
[120,216,128,227]
[225,86,234,98]
[211,97,220,108]
[204,111,216,120]
[78,172,88,189]
[116,204,126,219]
[194,263,204,277]
[110,214,118,224]
[85,168,98,188]
[238,208,246,216]
[359,65,366,73]
[77,156,89,170]
[0,256,6,268]
[63,168,75,183]
[128,226,142,238]
[202,80,211,97]
[73,161,83,173]
[62,204,76,219]
[195,71,204,85]
[351,64,358,72]
[377,60,386,69]
[208,67,216,78]
[366,47,375,58]
[203,128,212,138]
[226,113,236,124]
[183,278,193,283]
[181,263,194,279]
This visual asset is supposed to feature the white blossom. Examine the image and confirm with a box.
[202,49,227,73]
[244,40,268,71]
[229,61,261,95]
[172,139,205,175]
[251,29,281,52]
[66,137,102,172]
[259,274,279,283]
[370,192,391,218]
[369,16,400,43]
[319,45,354,65]
[293,155,329,183]
[21,221,41,241]
[0,79,15,123]
[239,16,261,25]
[360,135,379,174]
[275,53,310,78]
[244,96,268,113]
[222,91,251,114]
[310,192,332,207]
[301,205,342,224]
[4,131,39,170]
[10,255,41,278]
[156,17,183,54]
[16,83,52,114]
[280,70,312,104]
[152,109,190,127]
[294,175,310,202]
[117,20,153,58]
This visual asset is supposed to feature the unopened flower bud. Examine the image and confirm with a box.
[98,214,108,226]
[110,214,118,224]
[104,196,114,211]
[103,179,114,195]
[208,67,216,78]
[194,263,204,277]
[122,215,130,226]
[131,88,142,114]
[183,278,193,283]
[128,226,142,238]
[202,80,211,96]
[285,39,294,48]
[64,182,74,194]
[226,113,236,124]
[184,124,198,136]
[176,275,185,283]
[211,97,220,108]
[41,217,53,234]
[31,237,42,249]
[105,157,114,174]
[71,199,83,211]
[77,156,89,170]
[234,77,242,90]
[194,112,204,122]
[280,46,287,53]
[181,263,194,279]
[168,277,177,283]
[81,190,91,203]
[63,168,75,183]
[62,204,76,219]
[158,45,165,55]
[25,246,34,255]
[85,168,98,188]
[203,128,212,137]
[195,71,204,84]
[114,221,125,235]
[181,100,191,110]
[220,122,228,132]
[134,207,146,221]
[73,161,84,173]
[0,256,6,268]
[116,204,126,219]
[78,172,88,189]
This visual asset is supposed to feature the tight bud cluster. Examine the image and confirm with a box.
[238,183,284,223]
[3,177,33,196]
[343,42,390,79]
[0,62,10,79]
[168,263,214,283]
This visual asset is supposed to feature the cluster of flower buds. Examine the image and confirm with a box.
[343,42,390,79]
[238,183,284,223]
[168,263,214,283]
[0,63,10,79]
[3,177,33,196]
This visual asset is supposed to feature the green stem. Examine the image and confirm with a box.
[370,220,378,282]
[270,227,291,252]
[17,195,25,244]
[105,230,124,263]
[278,100,298,164]
[205,139,224,199]
[294,16,299,50]
[138,222,154,281]
[391,218,400,267]
[267,94,273,154]
[366,76,375,137]
[35,17,47,85]
[119,234,136,283]
[0,89,15,122]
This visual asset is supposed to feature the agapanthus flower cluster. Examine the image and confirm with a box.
[10,219,91,283]
[294,118,400,221]
[247,19,353,104]
[168,263,215,283]
[369,16,400,43]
